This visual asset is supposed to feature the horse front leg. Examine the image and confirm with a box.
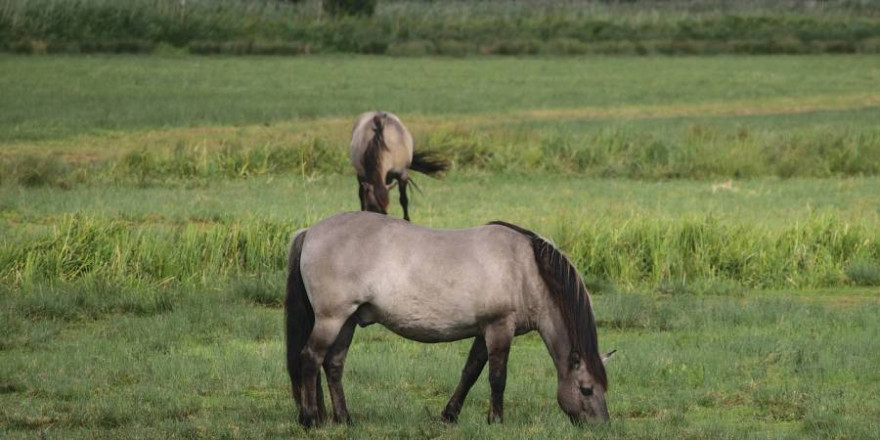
[323,317,357,424]
[485,322,514,424]
[398,176,410,221]
[357,176,366,211]
[441,337,488,423]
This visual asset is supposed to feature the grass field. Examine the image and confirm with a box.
[3,55,880,141]
[1,54,880,439]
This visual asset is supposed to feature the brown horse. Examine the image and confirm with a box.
[350,111,448,221]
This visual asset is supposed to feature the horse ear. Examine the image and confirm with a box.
[602,350,617,364]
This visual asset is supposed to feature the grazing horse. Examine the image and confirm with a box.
[285,212,614,428]
[350,111,448,221]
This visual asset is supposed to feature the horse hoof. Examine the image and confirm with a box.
[440,412,458,424]
[298,414,317,429]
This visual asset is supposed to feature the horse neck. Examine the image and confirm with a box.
[536,299,574,381]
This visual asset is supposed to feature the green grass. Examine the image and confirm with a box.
[2,55,880,183]
[3,174,879,226]
[1,54,880,438]
[1,55,879,142]
[3,286,879,439]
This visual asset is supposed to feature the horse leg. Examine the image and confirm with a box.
[357,176,365,211]
[398,176,410,222]
[441,337,488,423]
[323,316,357,424]
[484,322,514,424]
[316,371,327,423]
[299,318,347,428]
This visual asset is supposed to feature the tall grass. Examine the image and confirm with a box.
[2,214,877,292]
[4,125,879,187]
[3,0,880,55]
[555,215,880,291]
[0,215,297,287]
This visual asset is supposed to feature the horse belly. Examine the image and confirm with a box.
[368,297,483,343]
[379,317,480,343]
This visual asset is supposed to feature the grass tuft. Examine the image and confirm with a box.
[2,155,71,188]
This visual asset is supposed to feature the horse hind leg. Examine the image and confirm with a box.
[441,336,488,423]
[323,316,357,424]
[299,317,348,428]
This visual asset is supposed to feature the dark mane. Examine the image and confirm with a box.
[362,114,390,208]
[487,220,608,389]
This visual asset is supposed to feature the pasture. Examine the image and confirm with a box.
[1,54,880,439]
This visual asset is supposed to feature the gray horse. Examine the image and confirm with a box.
[350,111,448,221]
[285,212,614,427]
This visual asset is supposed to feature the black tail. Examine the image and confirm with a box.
[285,229,314,411]
[363,114,391,210]
[410,150,450,177]
[371,114,385,138]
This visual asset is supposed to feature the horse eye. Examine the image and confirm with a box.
[580,386,594,397]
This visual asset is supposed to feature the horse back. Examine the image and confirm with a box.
[299,212,547,342]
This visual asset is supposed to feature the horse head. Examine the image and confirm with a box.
[361,181,389,215]
[556,350,615,424]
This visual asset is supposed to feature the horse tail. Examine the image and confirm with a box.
[285,228,313,411]
[363,113,390,208]
[371,113,386,137]
[410,150,450,177]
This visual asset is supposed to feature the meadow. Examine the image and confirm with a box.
[1,54,880,439]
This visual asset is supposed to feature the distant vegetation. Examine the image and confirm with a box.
[2,0,880,55]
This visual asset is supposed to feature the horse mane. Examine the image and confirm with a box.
[487,221,608,389]
[362,114,390,208]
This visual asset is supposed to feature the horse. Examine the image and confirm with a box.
[350,111,448,221]
[285,212,614,428]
